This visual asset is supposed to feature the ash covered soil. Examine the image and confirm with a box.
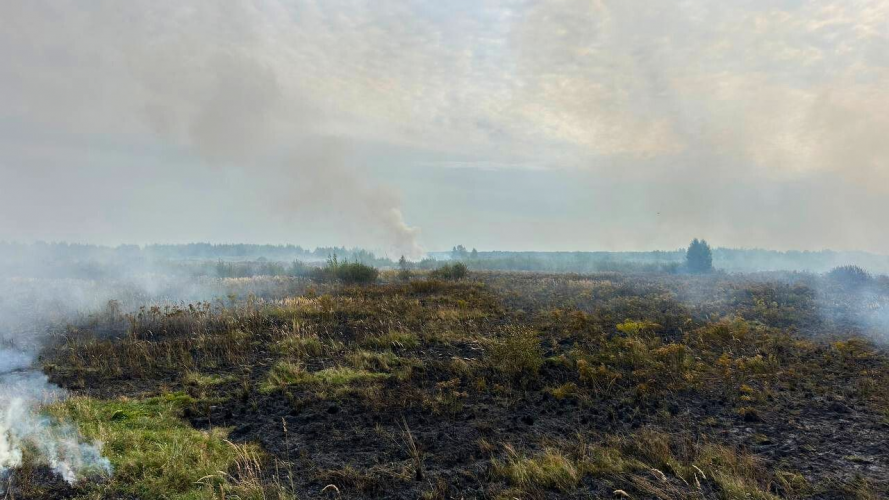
[13,271,889,499]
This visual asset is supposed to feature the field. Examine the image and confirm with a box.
[6,270,889,499]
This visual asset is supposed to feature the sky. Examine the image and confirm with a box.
[0,0,887,257]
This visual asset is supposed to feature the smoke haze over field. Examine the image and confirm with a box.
[1,1,888,252]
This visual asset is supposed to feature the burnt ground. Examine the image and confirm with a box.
[29,272,889,499]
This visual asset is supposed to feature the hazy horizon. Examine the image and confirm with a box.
[4,240,889,259]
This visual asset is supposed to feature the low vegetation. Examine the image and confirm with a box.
[311,255,379,284]
[429,262,468,280]
[38,393,292,499]
[9,270,889,498]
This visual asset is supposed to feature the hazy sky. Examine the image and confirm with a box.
[1,1,887,257]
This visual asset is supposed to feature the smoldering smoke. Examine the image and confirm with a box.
[0,265,306,486]
[0,349,111,485]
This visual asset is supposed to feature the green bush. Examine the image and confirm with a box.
[430,262,468,280]
[313,255,379,284]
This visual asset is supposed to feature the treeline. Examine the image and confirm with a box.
[432,250,684,274]
[0,241,391,264]
[142,243,389,265]
[4,241,889,279]
[0,242,394,279]
[434,248,889,274]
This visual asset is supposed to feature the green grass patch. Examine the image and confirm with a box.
[261,362,390,393]
[313,366,389,385]
[360,330,420,349]
[45,393,279,500]
[276,333,324,357]
[492,446,579,492]
[182,370,236,388]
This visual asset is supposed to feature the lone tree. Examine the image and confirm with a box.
[686,238,713,273]
[397,255,411,281]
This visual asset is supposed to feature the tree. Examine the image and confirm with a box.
[451,245,468,259]
[398,255,411,281]
[686,239,713,273]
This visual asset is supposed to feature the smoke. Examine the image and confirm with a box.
[0,353,112,485]
[0,250,316,486]
[815,273,889,344]
[2,0,887,251]
[268,137,423,259]
[504,0,889,251]
[131,6,424,257]
[0,0,423,256]
[0,275,123,486]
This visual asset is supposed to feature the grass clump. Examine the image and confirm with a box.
[182,370,235,388]
[276,332,324,357]
[491,430,795,499]
[312,366,389,385]
[45,393,283,500]
[361,330,420,349]
[489,327,543,380]
[347,350,420,380]
[261,361,310,392]
[492,445,579,492]
[261,361,389,392]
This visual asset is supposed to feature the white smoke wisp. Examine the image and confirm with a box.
[814,276,889,345]
[272,138,424,259]
[0,350,112,486]
[383,207,423,261]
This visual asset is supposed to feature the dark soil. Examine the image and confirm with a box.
[35,272,889,498]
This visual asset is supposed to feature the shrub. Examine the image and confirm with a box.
[335,261,379,284]
[827,265,872,288]
[313,255,379,284]
[430,262,468,280]
[398,255,412,281]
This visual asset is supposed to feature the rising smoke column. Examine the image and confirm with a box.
[127,4,424,257]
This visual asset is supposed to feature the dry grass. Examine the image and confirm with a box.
[491,429,799,499]
[33,272,889,498]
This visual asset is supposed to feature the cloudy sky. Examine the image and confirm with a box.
[1,1,887,256]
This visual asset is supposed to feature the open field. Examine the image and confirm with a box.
[4,270,889,499]
[6,1,889,498]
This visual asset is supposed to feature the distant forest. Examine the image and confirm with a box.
[438,248,889,274]
[2,241,888,279]
[0,242,390,279]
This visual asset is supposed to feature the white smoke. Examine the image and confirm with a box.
[0,259,321,487]
[0,349,112,486]
[0,271,225,487]
[0,0,424,257]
